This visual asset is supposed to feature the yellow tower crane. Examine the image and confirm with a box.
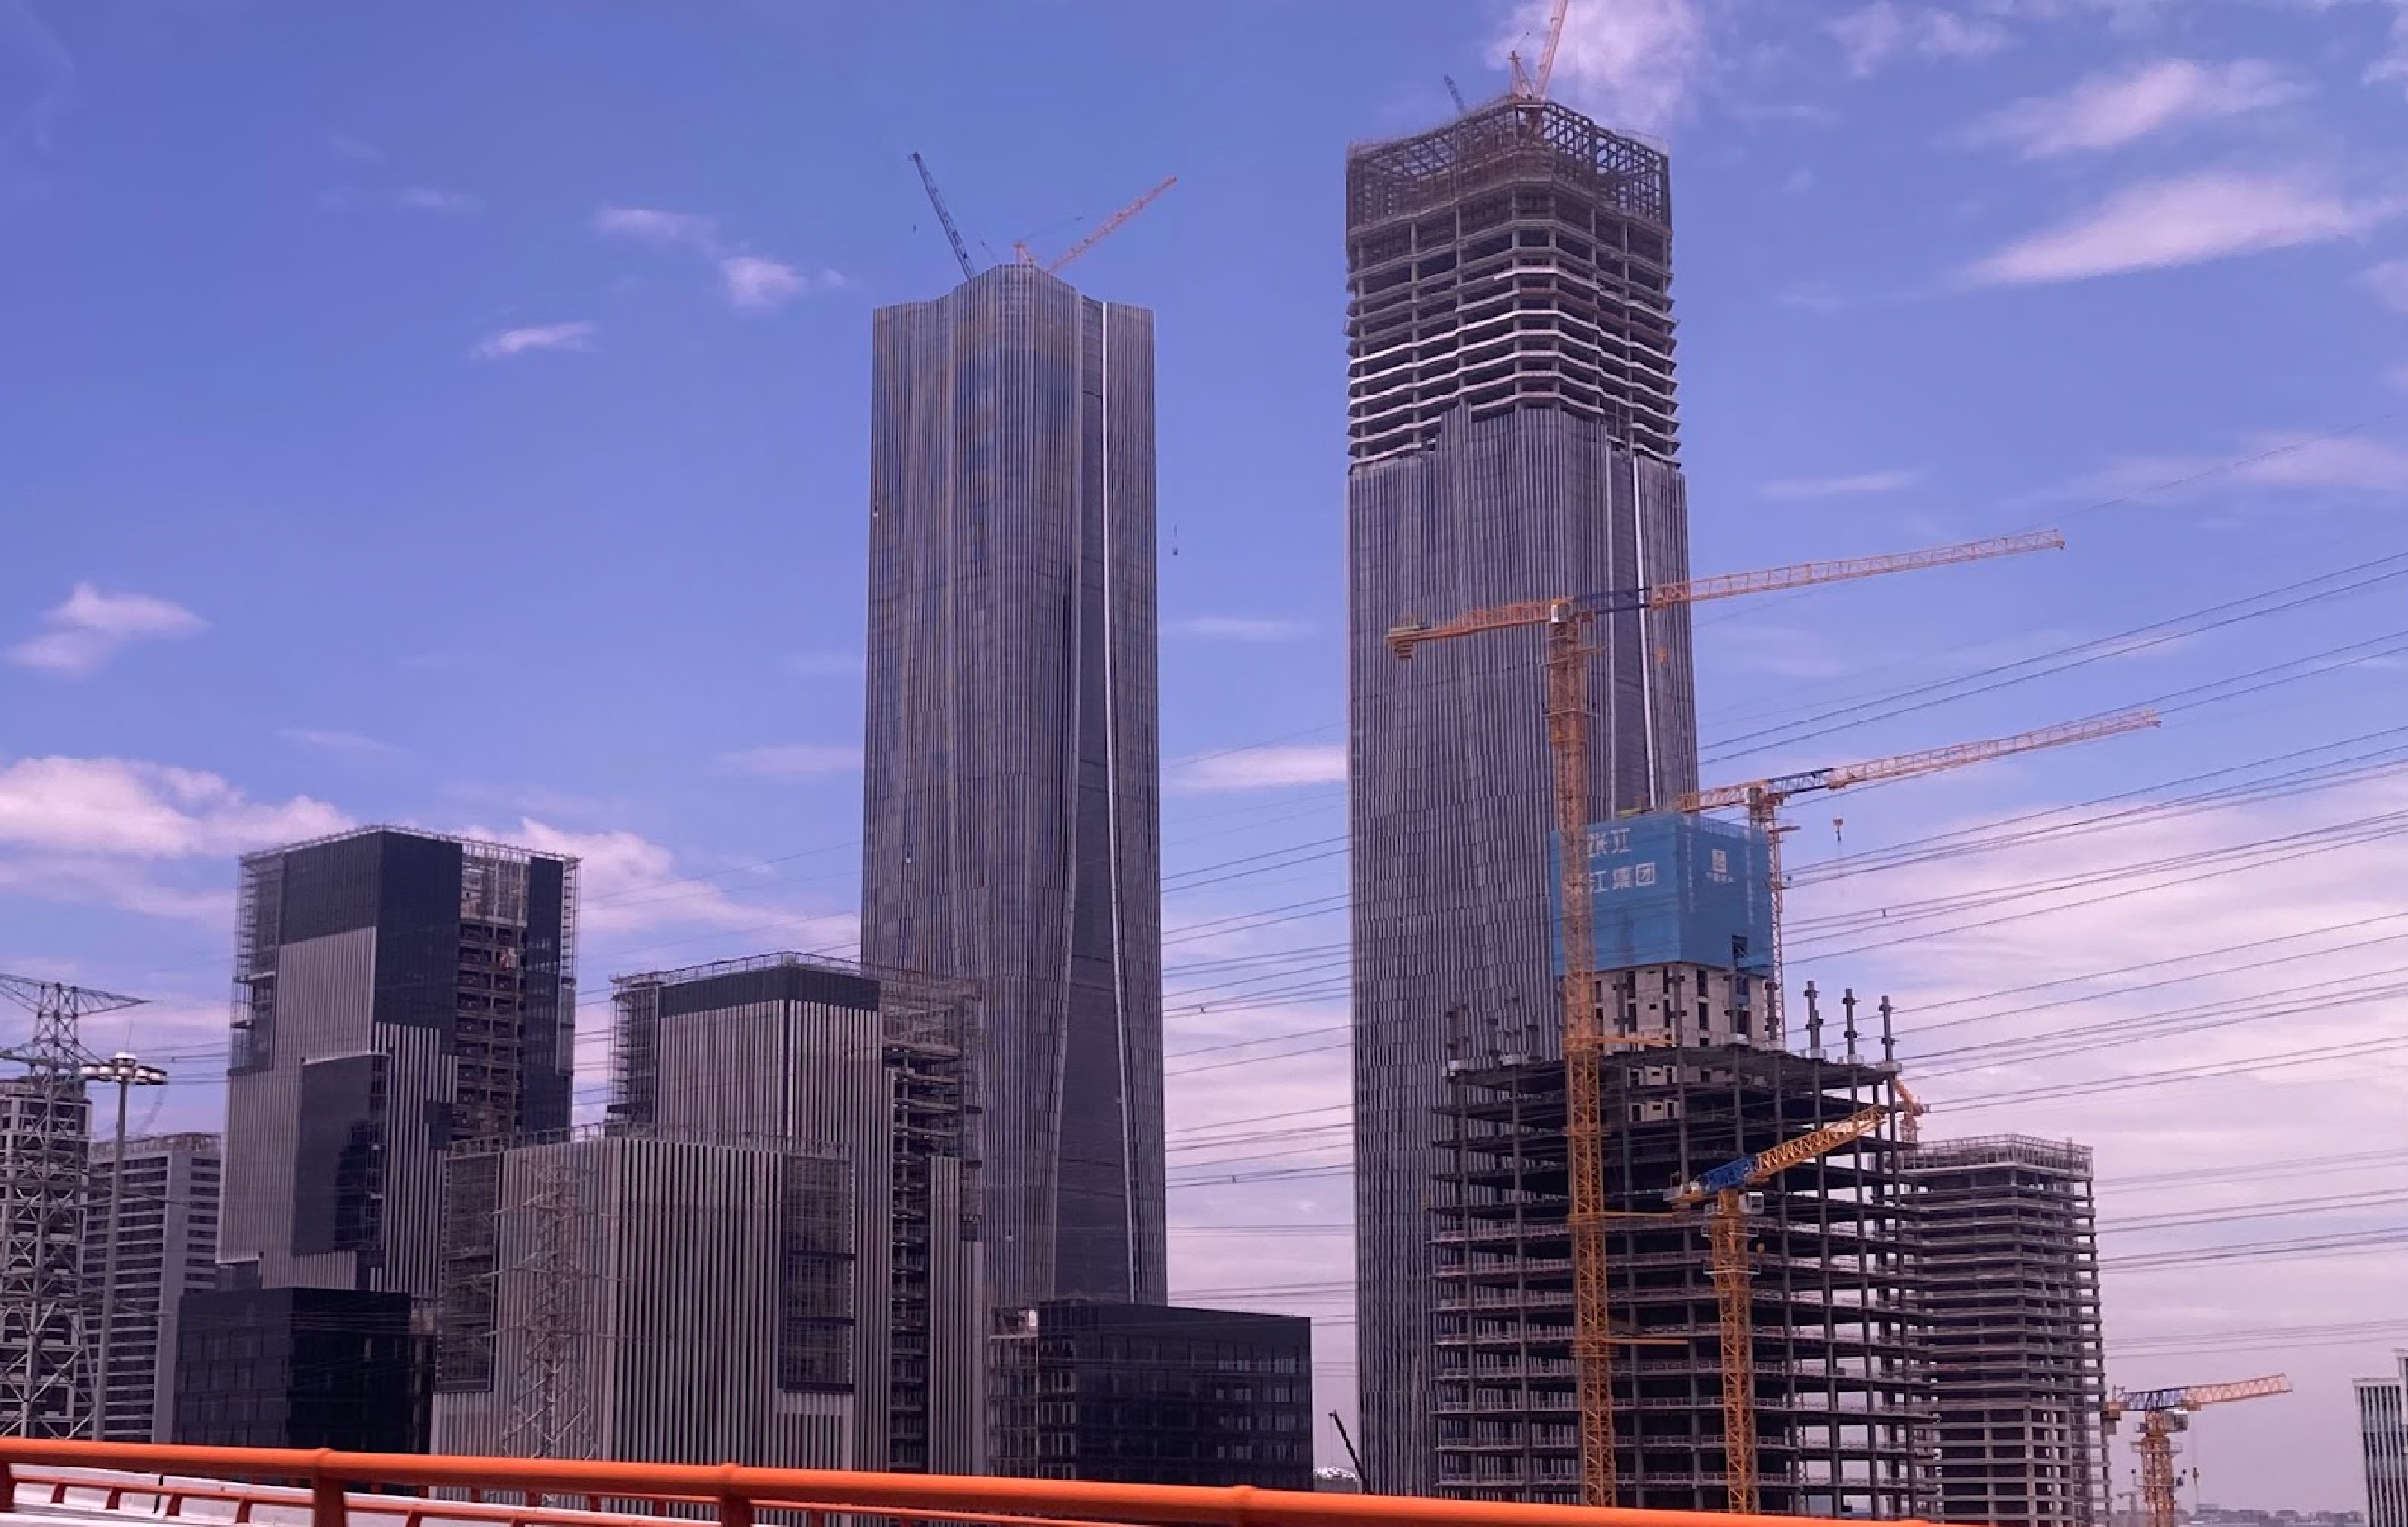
[1386,527,2062,1506]
[1013,176,1178,272]
[1665,1104,1896,1512]
[1673,707,2161,1040]
[2105,1374,2291,1527]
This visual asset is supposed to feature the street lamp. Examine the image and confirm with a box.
[79,1052,167,1442]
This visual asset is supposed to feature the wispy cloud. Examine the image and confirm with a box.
[1965,59,2302,158]
[326,133,384,163]
[718,743,864,780]
[7,584,204,678]
[594,206,838,315]
[2363,259,2408,315]
[1490,0,1706,135]
[0,756,346,860]
[1170,616,1316,642]
[783,651,864,678]
[2055,429,2408,502]
[321,184,480,215]
[280,728,398,758]
[1174,744,1347,793]
[1828,2,2011,78]
[1961,169,2396,287]
[457,816,859,948]
[1760,469,1919,500]
[471,321,598,361]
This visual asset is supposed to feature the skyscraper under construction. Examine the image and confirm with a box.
[1345,95,1699,1495]
[861,263,1166,1313]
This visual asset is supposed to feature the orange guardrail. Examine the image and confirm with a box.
[0,1440,1928,1527]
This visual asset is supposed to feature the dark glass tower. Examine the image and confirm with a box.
[860,263,1166,1312]
[1344,99,1700,1495]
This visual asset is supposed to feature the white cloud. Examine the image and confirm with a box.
[2363,259,2408,314]
[1965,59,2302,158]
[2060,430,2408,500]
[469,817,859,948]
[1828,2,2012,78]
[7,584,205,678]
[593,206,719,246]
[717,744,864,780]
[1760,469,1919,499]
[720,254,836,312]
[325,133,384,163]
[1170,616,1316,642]
[1174,744,1347,793]
[2371,0,2408,96]
[471,321,598,361]
[394,186,480,214]
[594,206,837,315]
[1491,0,1708,135]
[1961,169,2394,286]
[280,728,397,758]
[0,757,347,859]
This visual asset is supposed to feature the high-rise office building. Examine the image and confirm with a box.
[2363,1351,2408,1527]
[1909,1136,2106,1526]
[196,825,575,1449]
[1344,97,1697,1493]
[861,263,1166,1312]
[88,1132,220,1440]
[219,825,576,1297]
[174,1288,419,1450]
[431,1130,857,1471]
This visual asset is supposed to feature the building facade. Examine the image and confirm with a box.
[430,1130,856,1471]
[0,1073,90,1437]
[220,826,576,1298]
[2363,1352,2408,1527]
[173,1287,419,1451]
[991,1302,1313,1489]
[861,263,1166,1312]
[88,1132,220,1440]
[1345,97,1698,1494]
[1908,1136,2105,1527]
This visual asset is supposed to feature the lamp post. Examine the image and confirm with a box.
[79,1052,167,1441]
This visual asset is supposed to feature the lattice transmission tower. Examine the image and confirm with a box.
[0,975,142,1438]
[499,1146,592,1461]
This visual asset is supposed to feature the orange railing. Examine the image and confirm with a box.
[0,1440,1922,1527]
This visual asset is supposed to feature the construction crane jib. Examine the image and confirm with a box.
[908,152,978,282]
[1383,528,2060,1507]
[2104,1373,2290,1527]
[1014,177,1179,275]
[1665,1103,1894,1515]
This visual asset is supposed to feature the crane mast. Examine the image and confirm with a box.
[1386,529,2060,1505]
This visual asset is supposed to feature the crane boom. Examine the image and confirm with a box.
[908,152,977,281]
[1388,530,2065,658]
[1533,0,1572,99]
[1045,176,1178,274]
[1677,707,2160,814]
[1444,74,1469,113]
[1666,1104,1889,1205]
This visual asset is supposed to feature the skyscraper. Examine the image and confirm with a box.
[1345,98,1697,1493]
[88,1132,220,1440]
[1908,1136,2106,1526]
[2361,1351,2408,1527]
[861,262,1166,1312]
[220,825,576,1296]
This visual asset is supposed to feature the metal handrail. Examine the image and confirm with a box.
[0,1440,1933,1527]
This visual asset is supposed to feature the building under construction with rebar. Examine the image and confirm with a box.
[1431,982,1929,1514]
[1905,1135,2103,1526]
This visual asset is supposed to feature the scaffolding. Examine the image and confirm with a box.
[1906,1136,2104,1527]
[1431,982,1928,1514]
[1344,97,1678,466]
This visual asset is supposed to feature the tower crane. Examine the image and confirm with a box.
[1666,1103,1895,1512]
[1013,176,1178,274]
[1508,0,1573,100]
[1890,1076,1928,1146]
[2104,1374,2291,1527]
[908,151,978,281]
[1674,706,2161,1040]
[1385,527,2063,1506]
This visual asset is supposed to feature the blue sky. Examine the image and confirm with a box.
[7,0,2408,1502]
